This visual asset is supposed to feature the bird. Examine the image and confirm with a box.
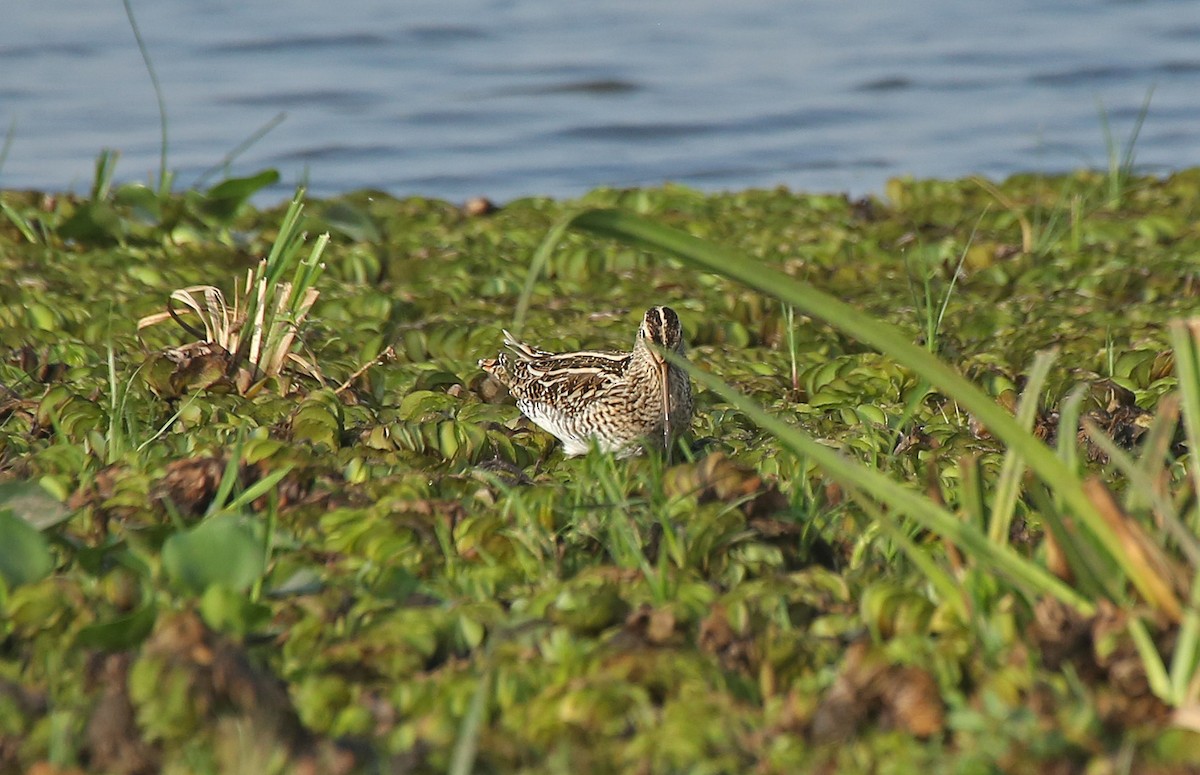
[478,306,693,458]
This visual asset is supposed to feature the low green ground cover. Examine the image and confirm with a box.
[2,168,1200,773]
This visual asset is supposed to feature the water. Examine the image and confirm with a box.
[3,0,1198,204]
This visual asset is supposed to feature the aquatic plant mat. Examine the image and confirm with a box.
[3,169,1200,772]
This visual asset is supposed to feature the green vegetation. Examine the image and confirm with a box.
[3,165,1200,773]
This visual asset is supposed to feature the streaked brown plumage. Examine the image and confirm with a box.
[478,306,693,457]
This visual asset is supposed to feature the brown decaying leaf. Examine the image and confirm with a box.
[893,426,936,455]
[1089,602,1173,728]
[471,371,511,404]
[617,603,682,648]
[810,640,945,743]
[697,605,758,676]
[25,764,85,775]
[1172,703,1200,733]
[1084,477,1183,623]
[163,341,253,395]
[1030,597,1091,671]
[9,344,68,383]
[155,456,234,517]
[68,456,321,542]
[1042,525,1074,585]
[1030,597,1171,729]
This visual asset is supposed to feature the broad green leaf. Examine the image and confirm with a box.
[318,200,381,243]
[57,200,125,243]
[161,514,265,595]
[0,510,54,588]
[198,584,271,635]
[199,169,281,223]
[75,602,157,650]
[0,481,71,530]
[113,182,162,223]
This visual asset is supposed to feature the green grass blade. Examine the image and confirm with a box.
[0,117,16,182]
[1120,88,1154,178]
[0,199,40,244]
[219,465,295,514]
[988,348,1057,545]
[193,111,287,189]
[1129,616,1173,703]
[514,212,577,335]
[1171,562,1200,703]
[122,0,170,198]
[959,454,987,532]
[263,191,307,285]
[1056,385,1088,477]
[932,209,981,347]
[1169,320,1200,534]
[783,303,799,392]
[105,345,127,463]
[292,232,329,298]
[449,664,492,775]
[91,150,118,203]
[205,435,245,517]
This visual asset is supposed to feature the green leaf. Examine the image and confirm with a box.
[58,200,125,243]
[198,584,272,635]
[318,200,381,243]
[0,510,54,588]
[290,391,344,448]
[0,481,71,530]
[267,566,323,598]
[199,169,281,223]
[75,602,157,650]
[114,182,163,223]
[161,514,266,595]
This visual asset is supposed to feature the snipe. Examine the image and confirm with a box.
[479,306,693,458]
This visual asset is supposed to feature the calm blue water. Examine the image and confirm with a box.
[3,0,1199,203]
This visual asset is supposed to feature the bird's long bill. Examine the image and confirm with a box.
[658,357,672,459]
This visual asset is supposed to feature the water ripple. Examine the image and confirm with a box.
[404,25,490,43]
[206,32,391,55]
[269,143,403,163]
[1029,65,1140,86]
[855,77,913,92]
[0,42,95,59]
[558,122,720,142]
[218,89,380,110]
[493,79,642,97]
